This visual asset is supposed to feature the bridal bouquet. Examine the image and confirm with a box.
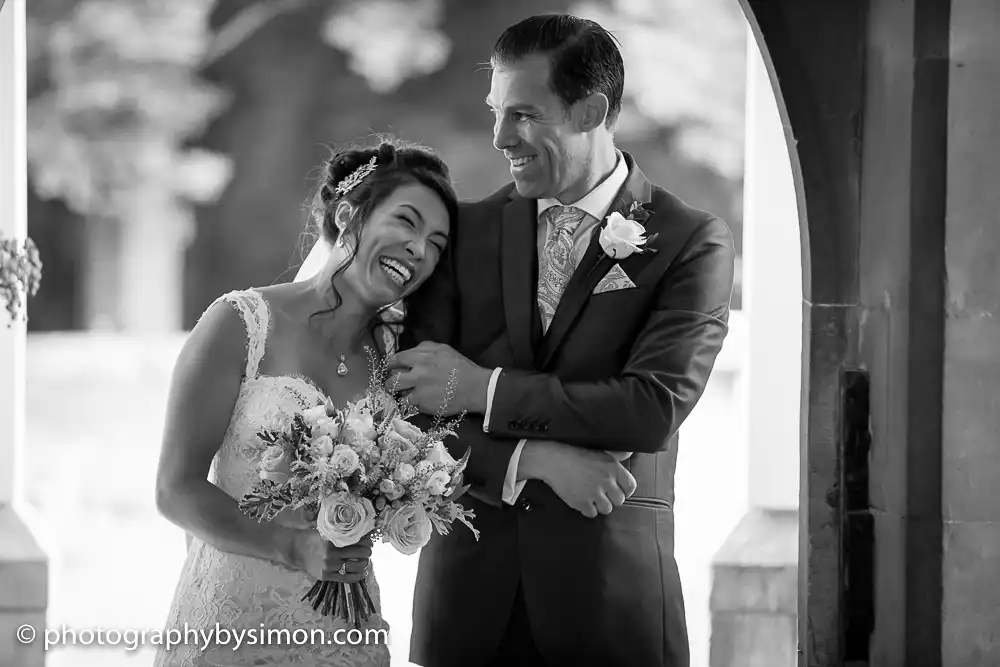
[238,352,478,628]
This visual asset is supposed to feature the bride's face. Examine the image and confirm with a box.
[339,182,451,308]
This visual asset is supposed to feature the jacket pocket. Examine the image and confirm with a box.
[624,496,672,511]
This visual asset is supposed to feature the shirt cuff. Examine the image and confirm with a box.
[482,367,503,433]
[501,439,528,505]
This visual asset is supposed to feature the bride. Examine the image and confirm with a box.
[153,138,458,666]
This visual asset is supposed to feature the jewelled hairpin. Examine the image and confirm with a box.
[335,156,378,197]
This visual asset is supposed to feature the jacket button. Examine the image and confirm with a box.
[520,498,532,512]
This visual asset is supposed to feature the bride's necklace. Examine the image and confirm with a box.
[334,344,373,377]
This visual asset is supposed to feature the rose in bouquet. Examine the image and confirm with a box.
[238,355,478,628]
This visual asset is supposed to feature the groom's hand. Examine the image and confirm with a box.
[386,342,492,416]
[520,441,637,518]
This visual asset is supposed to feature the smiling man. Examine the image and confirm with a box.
[398,13,736,667]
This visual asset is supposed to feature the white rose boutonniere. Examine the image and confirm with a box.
[599,201,658,260]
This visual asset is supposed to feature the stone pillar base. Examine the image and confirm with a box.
[709,508,798,667]
[0,504,49,667]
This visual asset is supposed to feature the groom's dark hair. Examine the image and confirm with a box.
[491,14,625,127]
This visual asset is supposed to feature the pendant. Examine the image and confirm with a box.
[336,354,348,377]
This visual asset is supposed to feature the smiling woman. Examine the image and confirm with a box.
[150,136,460,667]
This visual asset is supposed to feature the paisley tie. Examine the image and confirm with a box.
[537,205,588,332]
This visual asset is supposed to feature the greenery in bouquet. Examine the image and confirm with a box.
[238,348,477,627]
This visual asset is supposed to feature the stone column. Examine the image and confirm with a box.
[0,0,49,664]
[940,1,1000,662]
[708,25,801,667]
[118,187,191,332]
[858,2,1000,663]
[82,203,191,332]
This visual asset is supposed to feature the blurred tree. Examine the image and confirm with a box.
[574,0,747,180]
[24,0,457,241]
[27,0,232,230]
[26,0,234,330]
[24,0,458,329]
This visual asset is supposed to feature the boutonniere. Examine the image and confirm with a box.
[598,201,659,260]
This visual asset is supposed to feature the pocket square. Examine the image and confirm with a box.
[592,263,637,295]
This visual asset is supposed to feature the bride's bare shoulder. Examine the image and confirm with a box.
[176,296,249,378]
[250,283,310,323]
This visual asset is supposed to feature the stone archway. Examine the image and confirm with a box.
[734,3,861,666]
[730,2,1000,667]
[734,2,877,665]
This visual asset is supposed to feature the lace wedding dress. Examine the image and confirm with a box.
[154,289,391,667]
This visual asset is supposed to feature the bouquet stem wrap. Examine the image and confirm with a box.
[304,580,377,629]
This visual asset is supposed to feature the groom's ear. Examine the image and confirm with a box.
[579,92,610,133]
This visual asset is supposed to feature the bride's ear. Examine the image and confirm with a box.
[333,201,355,247]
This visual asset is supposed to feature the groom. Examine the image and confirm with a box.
[391,14,734,667]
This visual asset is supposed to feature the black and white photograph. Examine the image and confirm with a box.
[0,0,997,666]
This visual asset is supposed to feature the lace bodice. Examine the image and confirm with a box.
[154,289,390,667]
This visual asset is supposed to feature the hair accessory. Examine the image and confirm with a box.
[335,156,378,197]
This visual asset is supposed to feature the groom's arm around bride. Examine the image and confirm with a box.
[393,177,734,514]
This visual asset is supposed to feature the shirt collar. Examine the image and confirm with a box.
[537,150,629,222]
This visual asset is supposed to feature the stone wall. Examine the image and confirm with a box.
[941,1,1000,662]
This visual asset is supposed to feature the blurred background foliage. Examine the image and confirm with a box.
[25,0,746,331]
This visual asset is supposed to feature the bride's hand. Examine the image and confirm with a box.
[289,530,372,583]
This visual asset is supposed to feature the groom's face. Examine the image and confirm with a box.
[487,55,588,201]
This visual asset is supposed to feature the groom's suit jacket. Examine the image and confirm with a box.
[405,153,735,667]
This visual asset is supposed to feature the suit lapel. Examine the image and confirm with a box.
[500,193,541,369]
[536,154,654,369]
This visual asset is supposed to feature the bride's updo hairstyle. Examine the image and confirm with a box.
[306,136,459,349]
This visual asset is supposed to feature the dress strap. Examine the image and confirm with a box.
[216,289,270,378]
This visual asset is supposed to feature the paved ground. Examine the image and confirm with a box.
[23,332,750,667]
